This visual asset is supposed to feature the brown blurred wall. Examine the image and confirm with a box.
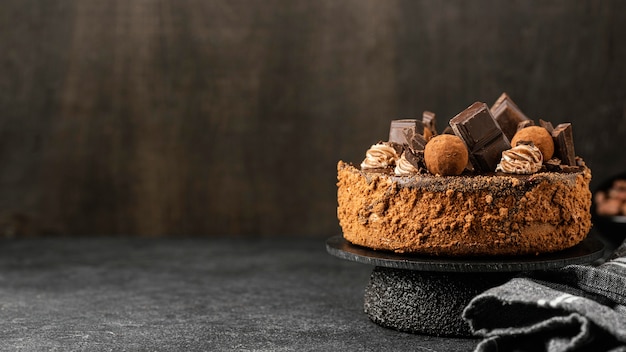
[1,0,626,237]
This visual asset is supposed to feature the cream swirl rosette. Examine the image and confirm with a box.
[496,142,543,174]
[360,143,398,169]
[394,152,419,175]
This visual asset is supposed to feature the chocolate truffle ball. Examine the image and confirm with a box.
[511,126,554,161]
[424,135,468,176]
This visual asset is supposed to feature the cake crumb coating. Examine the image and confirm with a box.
[337,161,592,256]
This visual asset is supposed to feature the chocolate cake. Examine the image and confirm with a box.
[337,94,592,256]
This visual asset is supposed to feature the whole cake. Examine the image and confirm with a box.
[337,94,592,256]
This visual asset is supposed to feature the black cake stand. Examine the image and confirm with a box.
[326,235,605,337]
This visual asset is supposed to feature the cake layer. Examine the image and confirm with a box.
[337,161,592,256]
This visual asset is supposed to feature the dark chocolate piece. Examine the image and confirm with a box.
[450,102,511,172]
[410,134,428,150]
[422,111,437,135]
[544,158,562,172]
[552,123,576,166]
[539,119,554,134]
[442,126,454,135]
[388,119,427,150]
[517,120,535,131]
[404,149,425,171]
[387,141,405,157]
[490,93,531,141]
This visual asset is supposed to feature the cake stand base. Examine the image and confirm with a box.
[326,235,605,337]
[364,267,512,337]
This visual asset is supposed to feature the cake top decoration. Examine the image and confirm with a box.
[496,142,543,174]
[510,126,554,161]
[361,143,397,170]
[359,92,578,176]
[490,92,532,142]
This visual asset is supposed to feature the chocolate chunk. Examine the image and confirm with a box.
[517,120,535,131]
[450,102,511,172]
[410,134,427,150]
[404,149,426,170]
[388,119,427,150]
[490,93,531,141]
[386,141,405,156]
[422,111,437,135]
[552,123,576,166]
[544,158,562,172]
[539,119,554,134]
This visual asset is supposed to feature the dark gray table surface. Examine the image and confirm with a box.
[0,237,477,351]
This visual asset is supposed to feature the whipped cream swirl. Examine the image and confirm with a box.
[394,152,419,176]
[496,143,543,174]
[361,143,398,169]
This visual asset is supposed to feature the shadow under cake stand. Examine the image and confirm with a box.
[326,235,605,337]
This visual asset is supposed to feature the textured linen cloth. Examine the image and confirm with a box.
[463,241,626,352]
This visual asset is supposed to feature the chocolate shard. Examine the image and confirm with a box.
[388,119,427,150]
[544,158,562,172]
[404,149,425,170]
[450,102,511,172]
[387,141,405,157]
[552,123,576,166]
[517,120,535,131]
[539,119,555,134]
[422,111,437,136]
[410,133,428,150]
[490,93,531,142]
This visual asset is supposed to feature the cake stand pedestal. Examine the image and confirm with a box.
[326,235,605,337]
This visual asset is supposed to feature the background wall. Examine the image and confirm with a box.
[1,0,625,237]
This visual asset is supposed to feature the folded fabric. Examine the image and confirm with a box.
[463,241,626,352]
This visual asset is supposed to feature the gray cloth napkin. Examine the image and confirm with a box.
[463,241,626,352]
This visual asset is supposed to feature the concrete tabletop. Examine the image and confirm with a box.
[0,237,477,351]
